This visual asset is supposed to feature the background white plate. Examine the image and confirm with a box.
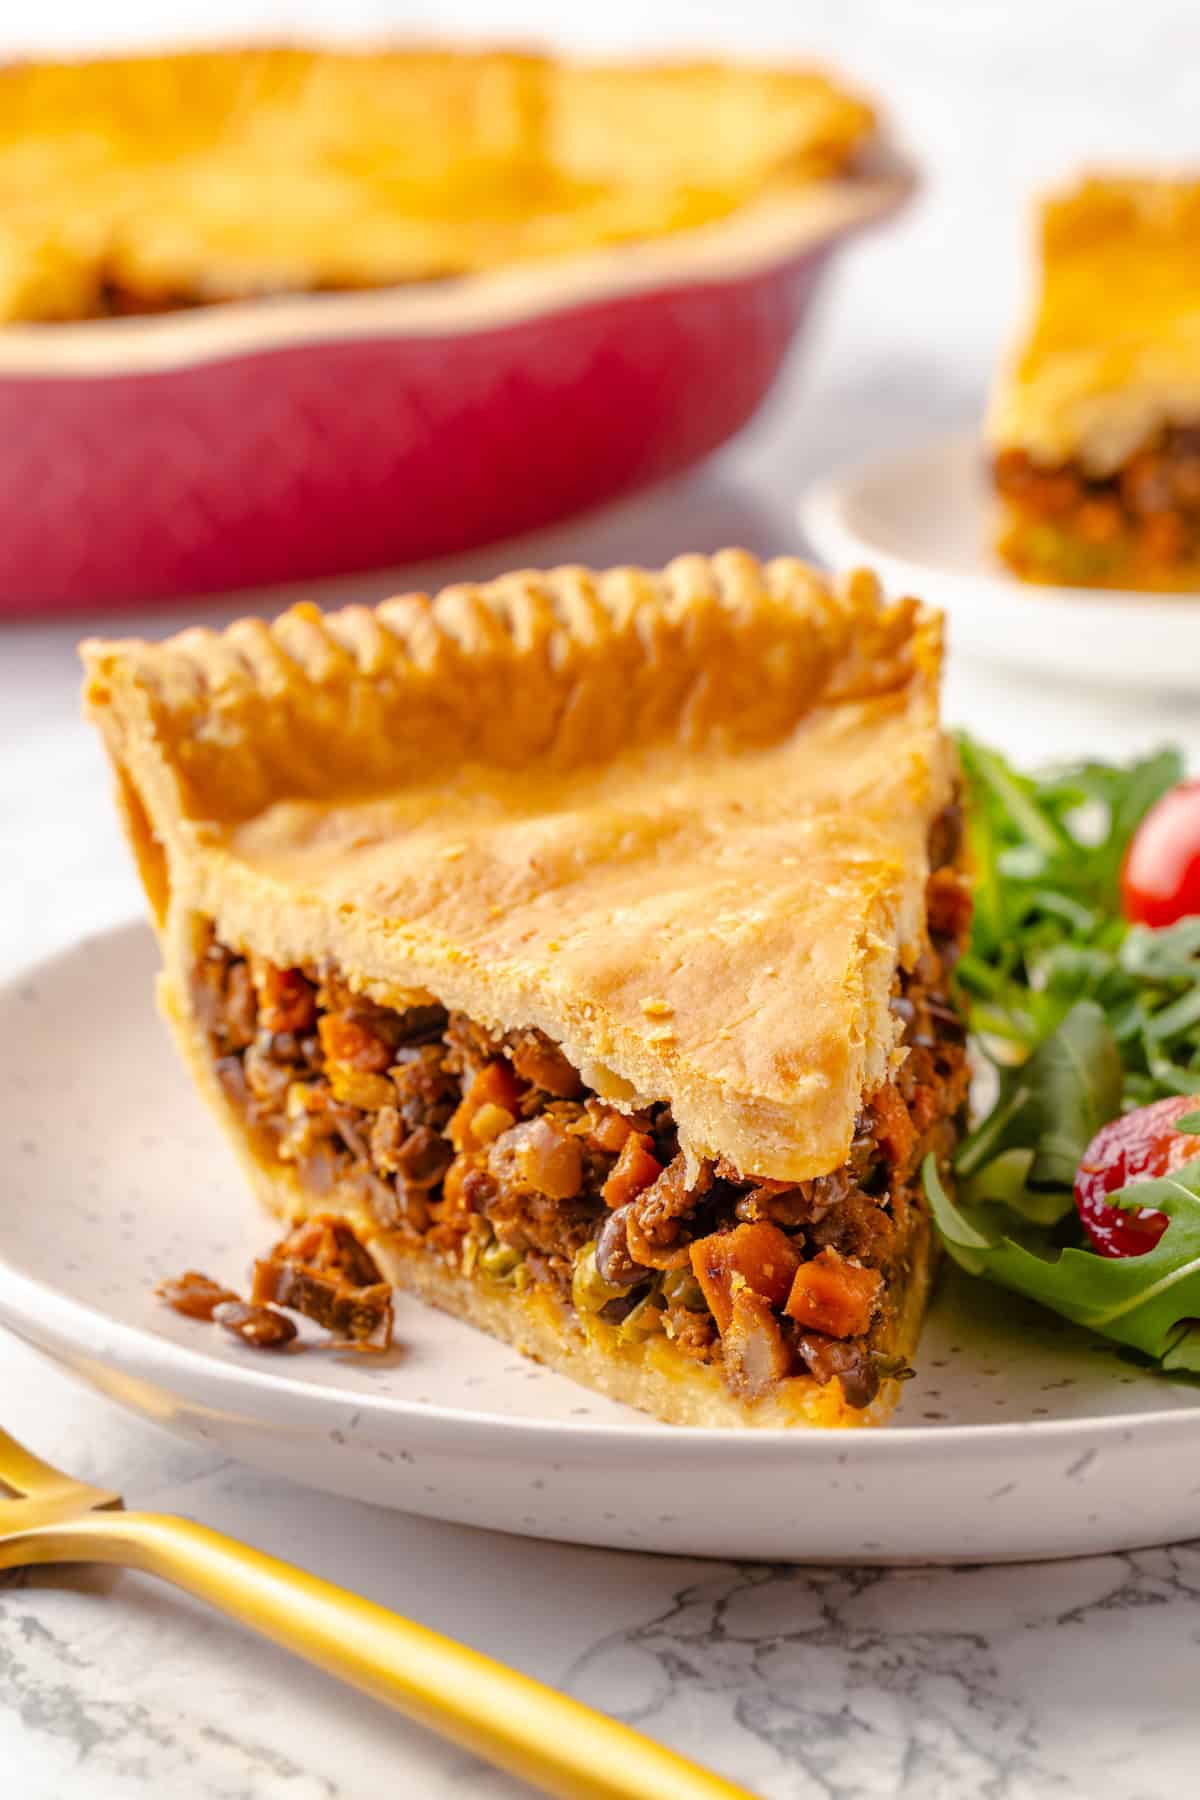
[800,431,1200,692]
[5,923,1200,1564]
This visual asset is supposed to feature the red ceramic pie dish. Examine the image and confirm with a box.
[1,161,911,614]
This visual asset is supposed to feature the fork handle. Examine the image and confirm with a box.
[14,1509,755,1800]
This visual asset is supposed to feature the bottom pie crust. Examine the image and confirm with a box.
[194,1110,935,1430]
[367,1217,935,1431]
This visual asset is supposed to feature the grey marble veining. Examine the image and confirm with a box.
[569,1555,1200,1799]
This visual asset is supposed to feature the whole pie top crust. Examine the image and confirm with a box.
[82,551,953,1186]
[987,174,1200,474]
[2,46,876,322]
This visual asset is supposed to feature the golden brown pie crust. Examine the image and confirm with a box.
[2,47,876,322]
[83,550,954,1185]
[987,175,1200,476]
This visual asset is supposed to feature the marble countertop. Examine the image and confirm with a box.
[5,1330,1200,1800]
[7,1331,1200,1800]
[6,4,1200,1794]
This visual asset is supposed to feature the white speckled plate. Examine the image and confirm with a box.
[4,923,1200,1563]
[799,431,1200,691]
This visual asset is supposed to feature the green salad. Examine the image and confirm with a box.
[924,736,1200,1372]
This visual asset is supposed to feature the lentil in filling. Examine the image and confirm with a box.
[193,861,970,1411]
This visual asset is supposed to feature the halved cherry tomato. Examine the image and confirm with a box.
[1121,780,1200,927]
[1075,1093,1200,1257]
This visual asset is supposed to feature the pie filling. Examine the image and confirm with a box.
[993,427,1200,588]
[192,860,970,1412]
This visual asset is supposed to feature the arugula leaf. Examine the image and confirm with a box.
[954,1001,1122,1189]
[923,738,1200,1373]
[926,1153,1200,1364]
[1162,1326,1200,1375]
[958,1148,1072,1228]
[954,738,1186,1053]
[953,737,1200,1093]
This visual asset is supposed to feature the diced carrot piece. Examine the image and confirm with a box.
[507,1033,582,1099]
[926,866,973,945]
[439,1154,474,1218]
[1076,498,1123,544]
[1028,469,1083,519]
[784,1248,882,1339]
[601,1133,663,1209]
[447,1060,526,1151]
[588,1106,636,1154]
[257,964,317,1034]
[723,1286,794,1401]
[1172,456,1200,508]
[1139,512,1186,566]
[318,1012,392,1073]
[992,448,1031,495]
[870,1081,915,1175]
[688,1222,802,1336]
[471,1060,525,1111]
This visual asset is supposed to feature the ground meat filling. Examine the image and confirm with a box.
[195,828,969,1410]
[994,426,1200,585]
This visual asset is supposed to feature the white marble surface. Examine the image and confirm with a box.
[9,1345,1200,1800]
[6,3,1200,1796]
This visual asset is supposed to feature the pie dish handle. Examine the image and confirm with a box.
[11,1507,755,1800]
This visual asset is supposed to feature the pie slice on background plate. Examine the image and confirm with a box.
[988,174,1200,591]
[81,550,970,1428]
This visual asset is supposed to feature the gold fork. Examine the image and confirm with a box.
[0,1424,754,1800]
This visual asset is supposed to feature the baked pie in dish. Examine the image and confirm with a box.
[2,46,875,320]
[82,551,970,1428]
[988,176,1200,591]
[0,43,910,612]
[2,47,909,612]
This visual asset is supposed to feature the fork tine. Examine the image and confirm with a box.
[0,1426,121,1509]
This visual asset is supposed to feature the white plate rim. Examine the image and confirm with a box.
[3,920,1200,1463]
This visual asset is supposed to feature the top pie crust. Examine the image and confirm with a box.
[2,47,876,322]
[987,175,1200,474]
[82,551,953,1186]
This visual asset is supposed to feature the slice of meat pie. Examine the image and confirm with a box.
[82,551,970,1427]
[988,175,1200,590]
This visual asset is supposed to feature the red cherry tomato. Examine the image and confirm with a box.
[1121,780,1200,927]
[1075,1093,1200,1257]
